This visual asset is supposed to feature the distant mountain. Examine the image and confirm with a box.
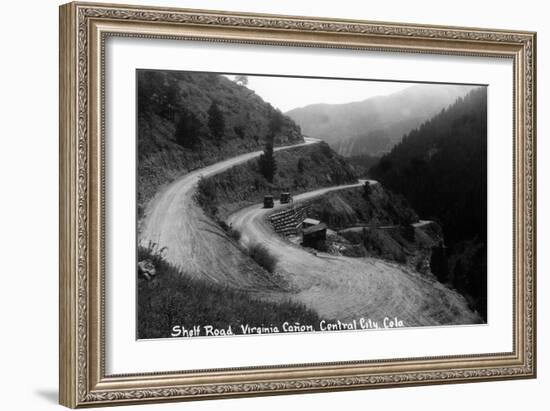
[286,84,474,156]
[370,87,487,319]
[137,70,303,217]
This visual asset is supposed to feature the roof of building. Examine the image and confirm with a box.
[303,223,327,235]
[303,218,321,226]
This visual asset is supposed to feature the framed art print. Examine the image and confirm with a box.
[59,2,536,407]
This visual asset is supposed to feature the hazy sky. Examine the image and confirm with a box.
[225,74,413,112]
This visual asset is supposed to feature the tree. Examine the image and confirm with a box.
[208,101,225,142]
[258,143,277,183]
[363,182,372,199]
[233,125,245,139]
[174,110,202,149]
[268,109,284,141]
[297,157,306,174]
[234,75,249,86]
[161,78,179,120]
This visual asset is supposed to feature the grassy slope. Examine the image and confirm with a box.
[197,142,357,221]
[137,246,322,339]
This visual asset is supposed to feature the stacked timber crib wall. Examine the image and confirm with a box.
[269,204,310,236]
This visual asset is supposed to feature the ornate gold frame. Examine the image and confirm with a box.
[59,1,536,408]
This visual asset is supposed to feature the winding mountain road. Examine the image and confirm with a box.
[141,138,481,326]
[140,138,319,289]
[226,183,481,326]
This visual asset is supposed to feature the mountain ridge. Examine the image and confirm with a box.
[286,83,475,156]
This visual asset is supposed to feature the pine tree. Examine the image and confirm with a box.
[258,143,277,183]
[174,110,202,149]
[207,101,225,142]
[363,182,372,198]
[268,109,284,140]
[297,157,306,174]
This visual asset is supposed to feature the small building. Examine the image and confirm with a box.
[302,218,321,229]
[280,192,292,204]
[302,223,327,250]
[263,195,274,208]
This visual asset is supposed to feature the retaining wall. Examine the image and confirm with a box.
[269,204,310,236]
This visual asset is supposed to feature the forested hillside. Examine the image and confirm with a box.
[137,70,303,218]
[370,87,487,319]
[345,153,380,177]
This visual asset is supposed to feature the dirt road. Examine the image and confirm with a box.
[140,138,319,289]
[226,184,481,326]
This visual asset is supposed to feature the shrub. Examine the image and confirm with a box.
[297,157,306,174]
[174,109,204,148]
[196,176,219,216]
[248,243,278,273]
[363,182,372,198]
[233,124,245,139]
[229,227,241,241]
[219,220,241,241]
[138,241,167,266]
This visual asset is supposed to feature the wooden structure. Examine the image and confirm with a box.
[269,204,310,236]
[302,223,327,249]
[302,218,321,229]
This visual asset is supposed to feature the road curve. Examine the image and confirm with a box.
[227,180,369,246]
[226,185,482,326]
[139,138,319,289]
[141,136,481,327]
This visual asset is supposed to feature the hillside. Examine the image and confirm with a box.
[286,84,473,156]
[345,154,381,177]
[306,184,418,230]
[197,142,357,221]
[137,70,303,218]
[370,87,487,318]
[304,186,441,272]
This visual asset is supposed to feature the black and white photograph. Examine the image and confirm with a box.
[2,0,543,408]
[136,70,487,339]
